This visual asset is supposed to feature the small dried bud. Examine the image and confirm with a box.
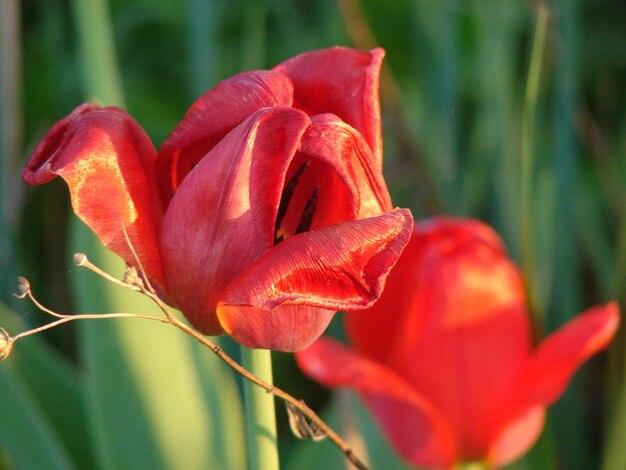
[14,276,30,298]
[73,252,88,266]
[0,328,14,361]
[286,402,327,441]
[123,265,145,289]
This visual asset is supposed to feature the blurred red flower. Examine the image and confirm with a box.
[22,47,412,351]
[297,217,619,467]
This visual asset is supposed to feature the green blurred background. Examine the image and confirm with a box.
[1,0,625,469]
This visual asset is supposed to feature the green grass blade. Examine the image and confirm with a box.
[71,221,247,470]
[549,1,589,468]
[72,0,124,106]
[186,0,217,98]
[520,2,548,325]
[602,375,626,470]
[69,0,247,467]
[0,354,74,470]
[0,303,93,468]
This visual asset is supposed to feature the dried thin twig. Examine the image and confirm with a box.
[4,227,370,470]
[11,276,168,342]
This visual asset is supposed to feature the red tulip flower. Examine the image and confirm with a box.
[297,218,619,468]
[22,47,412,351]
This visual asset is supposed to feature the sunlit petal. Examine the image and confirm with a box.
[274,47,384,168]
[22,103,166,290]
[156,70,294,207]
[160,107,310,334]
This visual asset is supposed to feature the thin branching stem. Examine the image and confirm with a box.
[12,311,168,341]
[7,234,370,470]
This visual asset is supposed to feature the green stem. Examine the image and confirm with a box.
[454,461,488,470]
[241,347,279,470]
[520,2,549,337]
[71,0,124,106]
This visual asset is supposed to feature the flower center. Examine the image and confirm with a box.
[274,161,319,245]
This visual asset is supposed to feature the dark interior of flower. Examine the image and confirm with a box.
[295,187,319,235]
[274,161,319,245]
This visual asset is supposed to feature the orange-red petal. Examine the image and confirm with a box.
[494,302,619,425]
[296,337,457,468]
[346,218,532,460]
[22,103,166,291]
[521,302,620,404]
[487,303,619,466]
[486,407,545,467]
[346,217,513,365]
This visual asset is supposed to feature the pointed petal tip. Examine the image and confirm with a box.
[561,301,620,358]
[494,301,620,443]
[370,47,385,62]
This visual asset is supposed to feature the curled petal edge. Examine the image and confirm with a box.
[216,209,412,350]
[219,208,413,312]
[156,70,294,208]
[22,103,166,291]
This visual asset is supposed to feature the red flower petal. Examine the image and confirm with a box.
[299,114,392,217]
[217,304,335,352]
[216,209,412,350]
[272,114,392,243]
[274,125,359,238]
[487,406,545,467]
[156,70,294,208]
[22,103,100,185]
[22,103,166,291]
[160,107,310,335]
[486,406,546,468]
[274,47,384,168]
[296,337,457,468]
[495,302,619,424]
[522,302,619,404]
